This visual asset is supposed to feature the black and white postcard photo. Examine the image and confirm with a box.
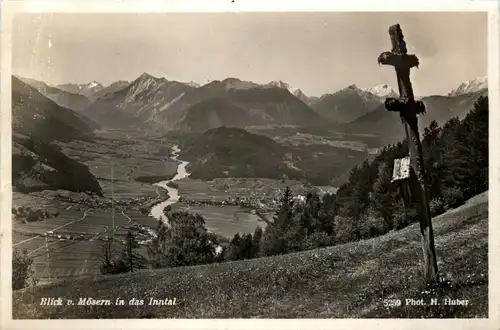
[1,1,498,329]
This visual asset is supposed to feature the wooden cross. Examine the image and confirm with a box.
[378,24,438,282]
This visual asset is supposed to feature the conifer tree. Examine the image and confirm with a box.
[227,233,242,261]
[251,226,263,258]
[124,230,147,272]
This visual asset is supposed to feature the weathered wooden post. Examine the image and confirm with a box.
[378,24,438,282]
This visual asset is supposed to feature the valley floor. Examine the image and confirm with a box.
[11,130,313,284]
[12,192,488,319]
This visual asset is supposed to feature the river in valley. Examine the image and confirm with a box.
[149,145,190,224]
[149,145,224,253]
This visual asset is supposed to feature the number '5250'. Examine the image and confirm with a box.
[383,299,402,307]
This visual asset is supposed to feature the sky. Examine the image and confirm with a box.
[12,12,487,97]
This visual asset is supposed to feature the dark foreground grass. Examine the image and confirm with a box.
[12,192,488,319]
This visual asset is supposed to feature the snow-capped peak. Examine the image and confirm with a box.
[361,84,398,98]
[267,80,292,90]
[448,77,488,97]
[186,81,201,88]
[76,81,103,91]
[88,81,101,89]
[265,80,303,95]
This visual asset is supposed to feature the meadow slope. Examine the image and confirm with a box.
[13,192,488,319]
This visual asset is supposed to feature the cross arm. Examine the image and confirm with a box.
[385,98,426,115]
[378,52,420,69]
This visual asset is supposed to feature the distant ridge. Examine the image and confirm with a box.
[15,76,91,111]
[56,81,105,99]
[310,84,383,123]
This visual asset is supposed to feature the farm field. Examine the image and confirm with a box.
[56,134,178,199]
[170,203,268,238]
[13,208,138,237]
[12,192,62,211]
[16,235,104,285]
[274,132,369,152]
[12,207,155,283]
[246,126,385,149]
[14,234,149,285]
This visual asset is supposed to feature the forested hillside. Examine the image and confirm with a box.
[220,96,488,261]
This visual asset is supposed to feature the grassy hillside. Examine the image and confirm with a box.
[13,192,487,319]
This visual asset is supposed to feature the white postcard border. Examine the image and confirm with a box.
[1,1,498,329]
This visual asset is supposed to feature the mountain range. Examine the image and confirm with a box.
[11,72,488,190]
[16,73,488,139]
[83,74,325,132]
[447,77,488,97]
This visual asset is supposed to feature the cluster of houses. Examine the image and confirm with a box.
[178,191,308,213]
[55,193,159,213]
[43,231,86,242]
[40,223,154,246]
